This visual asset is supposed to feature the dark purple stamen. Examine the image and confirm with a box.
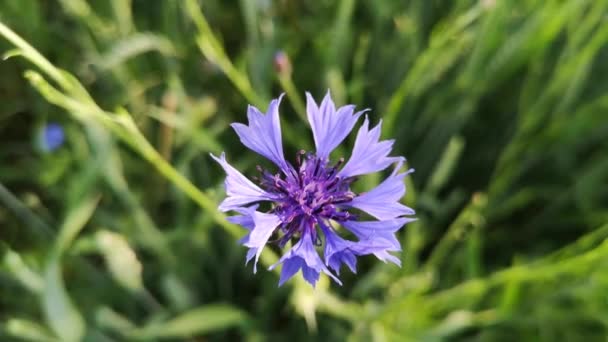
[256,152,357,246]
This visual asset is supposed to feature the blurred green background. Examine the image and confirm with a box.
[1,0,608,341]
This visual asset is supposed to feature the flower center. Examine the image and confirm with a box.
[256,151,356,225]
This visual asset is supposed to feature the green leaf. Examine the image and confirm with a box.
[425,135,465,196]
[4,318,59,342]
[53,195,100,255]
[42,263,86,342]
[42,195,99,342]
[2,247,44,294]
[133,305,248,339]
[96,33,177,70]
[95,230,143,292]
[95,306,137,334]
[2,48,23,60]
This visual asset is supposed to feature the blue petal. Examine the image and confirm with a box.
[211,153,273,212]
[232,208,262,266]
[226,205,258,230]
[346,162,415,220]
[322,222,396,274]
[302,266,320,286]
[322,226,358,275]
[227,205,258,245]
[372,250,402,266]
[341,218,416,266]
[278,257,303,286]
[243,211,282,273]
[269,230,342,287]
[341,218,414,243]
[338,116,403,178]
[231,94,288,170]
[306,91,365,160]
[246,248,257,264]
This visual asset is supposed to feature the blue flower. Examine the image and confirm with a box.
[40,123,65,152]
[212,91,415,286]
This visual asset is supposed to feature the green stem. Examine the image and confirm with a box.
[183,0,301,148]
[184,0,265,109]
[277,74,307,123]
[0,21,280,268]
[426,239,608,313]
[0,182,53,238]
[0,22,70,91]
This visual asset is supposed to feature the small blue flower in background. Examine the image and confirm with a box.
[212,92,416,286]
[40,122,65,152]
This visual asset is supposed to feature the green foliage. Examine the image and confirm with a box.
[1,0,608,340]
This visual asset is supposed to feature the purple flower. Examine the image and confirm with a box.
[40,123,65,152]
[212,91,415,286]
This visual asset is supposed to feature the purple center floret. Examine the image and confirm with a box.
[255,151,356,247]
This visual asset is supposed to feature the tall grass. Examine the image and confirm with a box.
[1,0,608,340]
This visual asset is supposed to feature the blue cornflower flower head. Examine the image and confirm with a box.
[212,91,416,287]
[39,122,65,152]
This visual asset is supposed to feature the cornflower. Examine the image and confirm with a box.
[212,92,415,286]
